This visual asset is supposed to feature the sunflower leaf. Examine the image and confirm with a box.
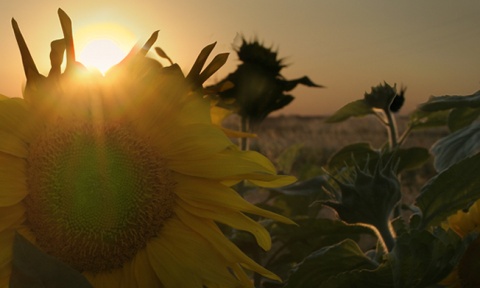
[419,90,480,112]
[10,233,93,288]
[325,99,374,123]
[408,109,449,131]
[284,239,378,288]
[416,152,480,230]
[431,122,480,172]
[447,107,480,132]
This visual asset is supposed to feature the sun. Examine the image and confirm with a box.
[74,22,136,74]
[78,38,126,74]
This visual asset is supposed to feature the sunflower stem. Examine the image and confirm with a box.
[240,116,250,151]
[384,109,398,149]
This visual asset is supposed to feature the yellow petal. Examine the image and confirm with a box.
[177,198,272,250]
[0,204,25,233]
[175,174,295,225]
[0,170,28,207]
[83,268,124,288]
[217,126,257,139]
[153,123,232,160]
[148,218,240,288]
[0,131,28,158]
[169,146,279,179]
[0,152,26,176]
[0,97,38,143]
[175,206,282,282]
[132,249,162,288]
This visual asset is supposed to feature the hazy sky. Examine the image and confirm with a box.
[1,1,479,115]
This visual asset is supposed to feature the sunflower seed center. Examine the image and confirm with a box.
[26,121,176,272]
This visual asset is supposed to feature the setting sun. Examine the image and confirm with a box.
[74,22,136,74]
[78,38,126,74]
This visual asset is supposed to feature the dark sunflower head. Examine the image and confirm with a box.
[236,37,285,75]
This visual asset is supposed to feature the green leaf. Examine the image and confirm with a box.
[431,122,480,172]
[321,263,392,288]
[10,233,93,288]
[419,90,480,112]
[416,153,480,229]
[275,143,304,174]
[327,142,377,170]
[447,107,480,132]
[325,99,374,123]
[389,228,464,288]
[394,147,430,172]
[271,175,332,197]
[270,218,377,246]
[408,109,449,131]
[285,239,378,288]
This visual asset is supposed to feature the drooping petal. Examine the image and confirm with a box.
[132,249,162,288]
[177,198,272,250]
[174,206,282,283]
[174,174,295,225]
[169,146,296,187]
[147,218,240,288]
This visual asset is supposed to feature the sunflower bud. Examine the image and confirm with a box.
[364,82,398,111]
[323,158,401,229]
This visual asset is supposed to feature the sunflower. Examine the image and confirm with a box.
[438,200,480,288]
[0,9,296,287]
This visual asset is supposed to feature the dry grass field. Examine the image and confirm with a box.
[223,114,449,205]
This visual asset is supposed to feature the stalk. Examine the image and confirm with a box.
[384,109,398,149]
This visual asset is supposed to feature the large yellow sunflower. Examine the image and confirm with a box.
[0,9,296,287]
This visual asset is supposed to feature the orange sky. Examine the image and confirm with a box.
[1,1,479,115]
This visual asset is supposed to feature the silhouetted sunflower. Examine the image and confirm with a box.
[211,37,322,131]
[0,10,295,288]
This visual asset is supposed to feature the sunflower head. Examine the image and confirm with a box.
[236,37,285,75]
[2,9,296,288]
[210,36,322,129]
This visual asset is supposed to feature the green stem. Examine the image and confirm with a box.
[398,125,412,146]
[240,116,250,151]
[375,220,396,252]
[384,109,398,150]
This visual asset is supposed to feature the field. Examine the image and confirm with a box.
[224,114,449,205]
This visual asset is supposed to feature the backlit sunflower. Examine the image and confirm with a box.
[439,200,480,287]
[0,9,296,287]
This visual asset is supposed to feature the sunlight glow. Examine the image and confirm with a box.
[75,23,136,74]
[78,39,126,74]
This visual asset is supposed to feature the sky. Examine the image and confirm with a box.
[0,1,479,116]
